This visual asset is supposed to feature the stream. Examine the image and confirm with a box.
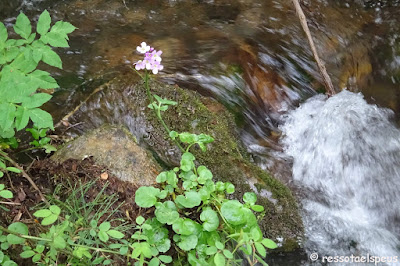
[1,0,400,265]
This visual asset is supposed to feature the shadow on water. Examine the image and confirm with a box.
[2,0,400,264]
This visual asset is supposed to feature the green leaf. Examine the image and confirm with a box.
[221,200,246,226]
[42,21,75,48]
[222,249,233,259]
[197,166,213,184]
[243,192,257,205]
[14,107,29,131]
[33,209,51,218]
[0,190,13,199]
[41,214,58,225]
[215,241,224,250]
[135,186,160,208]
[20,250,35,258]
[261,238,278,249]
[225,182,235,194]
[49,205,61,215]
[200,208,219,232]
[149,257,160,266]
[136,216,145,225]
[32,254,41,263]
[179,133,196,144]
[22,93,52,108]
[7,222,28,244]
[0,103,16,131]
[251,205,264,212]
[37,10,51,36]
[0,23,7,43]
[206,246,217,255]
[107,230,124,239]
[155,201,179,225]
[169,131,178,139]
[159,255,172,263]
[175,191,201,208]
[41,46,62,68]
[5,167,21,173]
[250,227,263,242]
[43,144,57,154]
[99,222,111,231]
[98,230,109,242]
[14,13,31,39]
[0,250,3,262]
[214,253,225,266]
[29,108,54,130]
[255,242,266,257]
[53,235,66,249]
[177,234,198,251]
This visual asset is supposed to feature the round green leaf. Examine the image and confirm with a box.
[225,182,235,194]
[206,246,217,255]
[215,241,224,250]
[98,231,109,242]
[261,238,278,249]
[214,253,225,266]
[136,216,145,225]
[107,230,124,239]
[0,190,13,199]
[156,238,171,253]
[135,186,160,208]
[148,257,160,266]
[223,249,233,259]
[41,214,58,225]
[33,209,51,218]
[243,192,257,205]
[200,208,219,232]
[221,200,246,226]
[175,191,201,208]
[99,222,111,232]
[251,205,264,212]
[20,250,35,258]
[7,222,28,244]
[53,235,66,249]
[49,205,61,215]
[155,201,179,225]
[177,234,198,251]
[159,255,172,263]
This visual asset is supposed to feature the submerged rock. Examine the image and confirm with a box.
[55,72,303,250]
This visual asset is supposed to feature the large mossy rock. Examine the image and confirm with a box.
[56,72,303,250]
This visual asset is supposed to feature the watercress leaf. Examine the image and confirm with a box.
[214,253,225,266]
[156,171,167,183]
[206,246,217,255]
[225,182,235,194]
[49,205,61,215]
[99,222,111,231]
[223,249,233,259]
[166,171,178,187]
[255,242,266,258]
[34,244,45,253]
[156,238,171,253]
[261,238,278,249]
[243,192,257,205]
[200,208,219,232]
[155,201,179,225]
[135,186,160,208]
[5,167,21,173]
[0,184,4,190]
[14,13,31,39]
[179,133,196,144]
[0,190,13,199]
[251,205,264,212]
[107,230,124,239]
[29,108,54,130]
[221,200,246,226]
[197,134,214,144]
[177,234,198,251]
[175,191,201,208]
[136,216,145,225]
[33,209,51,218]
[41,214,58,225]
[197,166,213,184]
[7,222,28,244]
[169,131,178,139]
[159,255,172,263]
[215,181,225,192]
[37,10,51,36]
[149,257,160,266]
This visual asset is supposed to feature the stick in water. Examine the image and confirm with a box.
[292,0,336,96]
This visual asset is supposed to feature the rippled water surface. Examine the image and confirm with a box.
[2,0,400,264]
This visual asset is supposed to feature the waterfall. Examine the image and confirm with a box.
[280,90,400,264]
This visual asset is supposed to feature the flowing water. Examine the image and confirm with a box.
[2,0,400,264]
[280,91,400,264]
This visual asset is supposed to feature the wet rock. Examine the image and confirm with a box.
[52,124,161,186]
[58,72,304,250]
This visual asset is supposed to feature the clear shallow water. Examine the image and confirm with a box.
[2,0,400,264]
[280,91,400,264]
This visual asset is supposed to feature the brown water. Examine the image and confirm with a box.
[1,0,400,264]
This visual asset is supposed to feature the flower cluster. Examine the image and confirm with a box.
[134,42,164,74]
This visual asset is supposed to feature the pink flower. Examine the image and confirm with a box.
[136,42,150,54]
[134,43,164,75]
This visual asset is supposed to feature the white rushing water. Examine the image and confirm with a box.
[280,90,400,265]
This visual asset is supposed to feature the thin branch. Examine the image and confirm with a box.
[0,150,49,206]
[0,201,21,206]
[292,0,336,96]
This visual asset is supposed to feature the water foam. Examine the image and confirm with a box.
[280,90,400,263]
